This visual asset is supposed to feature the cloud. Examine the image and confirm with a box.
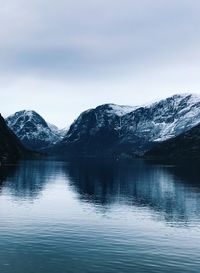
[0,0,200,79]
[0,0,200,127]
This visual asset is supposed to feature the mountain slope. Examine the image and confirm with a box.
[6,110,63,151]
[145,123,200,159]
[0,114,30,163]
[120,93,200,144]
[50,104,137,156]
[51,93,200,157]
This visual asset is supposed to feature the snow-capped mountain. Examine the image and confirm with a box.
[48,123,68,138]
[120,93,200,146]
[65,104,136,142]
[6,110,64,151]
[6,93,200,157]
[52,93,200,157]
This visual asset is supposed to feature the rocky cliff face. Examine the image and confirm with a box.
[0,114,29,163]
[52,104,137,156]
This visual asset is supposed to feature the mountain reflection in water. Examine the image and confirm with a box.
[0,158,200,225]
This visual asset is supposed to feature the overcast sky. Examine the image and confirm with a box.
[0,0,200,127]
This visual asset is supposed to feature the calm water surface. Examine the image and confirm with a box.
[0,158,200,273]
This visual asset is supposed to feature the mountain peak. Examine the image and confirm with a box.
[6,110,64,151]
[165,93,200,104]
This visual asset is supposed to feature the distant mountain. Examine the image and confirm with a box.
[50,93,200,157]
[6,110,64,151]
[0,114,30,163]
[145,123,200,159]
[48,123,68,138]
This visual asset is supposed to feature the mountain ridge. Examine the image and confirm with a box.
[49,93,200,157]
[5,93,200,158]
[6,110,65,151]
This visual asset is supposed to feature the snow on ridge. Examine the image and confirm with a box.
[149,93,200,142]
[170,93,200,106]
[48,122,68,138]
[141,93,200,110]
[7,110,38,125]
[88,94,200,118]
[24,110,35,117]
[107,104,137,116]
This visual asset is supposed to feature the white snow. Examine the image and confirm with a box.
[107,104,137,116]
[138,93,200,142]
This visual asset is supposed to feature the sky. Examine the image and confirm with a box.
[0,0,200,128]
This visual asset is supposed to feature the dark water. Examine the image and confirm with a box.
[0,158,200,273]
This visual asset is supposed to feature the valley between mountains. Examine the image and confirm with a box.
[2,93,200,163]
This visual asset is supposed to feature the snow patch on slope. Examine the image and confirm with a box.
[106,104,137,116]
[6,110,64,150]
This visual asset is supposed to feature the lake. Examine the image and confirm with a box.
[0,158,200,273]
